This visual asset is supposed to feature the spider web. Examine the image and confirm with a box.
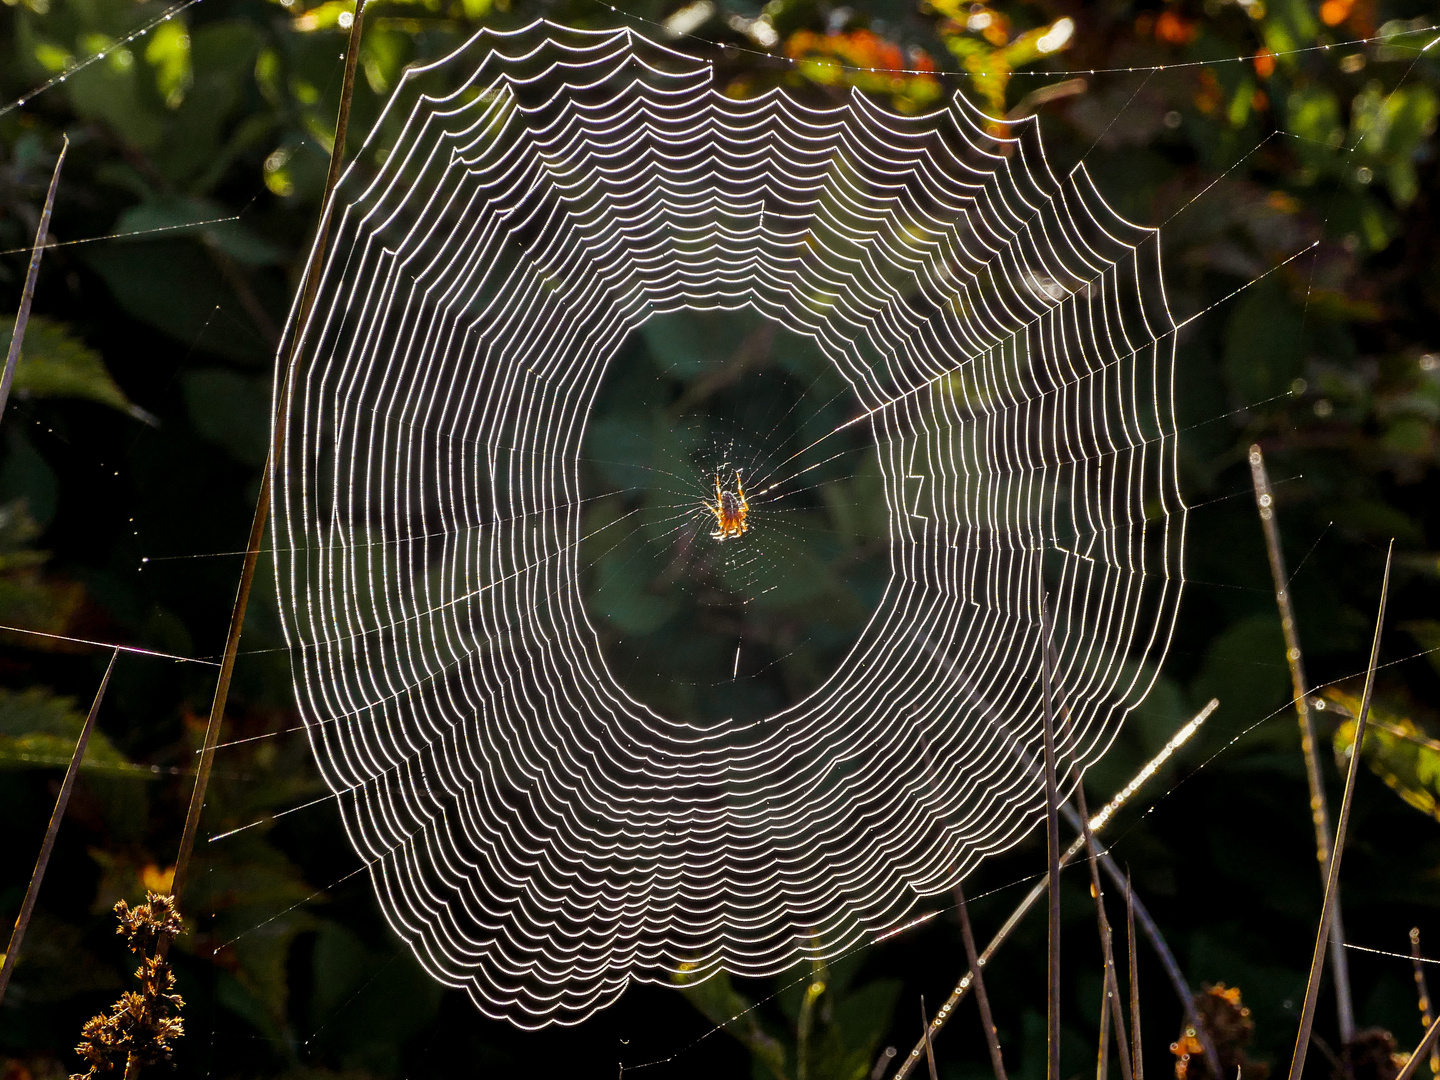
[272,20,1184,1027]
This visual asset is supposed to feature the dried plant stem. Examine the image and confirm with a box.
[1412,929,1439,1079]
[1040,597,1062,1080]
[168,0,368,908]
[1098,976,1110,1080]
[955,883,1009,1080]
[921,997,940,1080]
[1398,1016,1440,1080]
[1126,872,1142,1080]
[1249,444,1354,1042]
[1084,838,1220,1076]
[0,650,117,1007]
[1288,542,1392,1080]
[1053,666,1132,1080]
[1079,828,1133,1080]
[891,701,1219,1079]
[0,134,68,426]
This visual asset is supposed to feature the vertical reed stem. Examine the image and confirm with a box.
[1051,653,1132,1080]
[169,0,368,907]
[890,701,1219,1080]
[1249,444,1354,1042]
[921,997,940,1080]
[1412,929,1439,1080]
[1397,1015,1440,1080]
[1040,592,1062,1080]
[1098,975,1111,1080]
[1,135,68,426]
[1288,542,1392,1080]
[955,883,1009,1080]
[1126,871,1142,1080]
[0,649,117,1006]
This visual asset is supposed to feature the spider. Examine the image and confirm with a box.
[706,471,749,540]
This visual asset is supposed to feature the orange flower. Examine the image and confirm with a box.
[783,29,942,112]
[1155,10,1198,45]
[1253,48,1275,78]
[141,863,177,894]
[1319,0,1354,26]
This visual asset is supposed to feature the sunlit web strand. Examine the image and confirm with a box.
[272,20,1184,1027]
[592,0,1440,82]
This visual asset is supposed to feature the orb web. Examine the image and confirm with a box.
[272,21,1184,1027]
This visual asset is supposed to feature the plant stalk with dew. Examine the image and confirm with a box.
[1249,443,1354,1043]
[1287,541,1391,1080]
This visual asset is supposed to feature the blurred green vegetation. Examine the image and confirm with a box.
[0,0,1438,1076]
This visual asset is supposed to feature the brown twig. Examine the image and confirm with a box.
[1126,871,1142,1080]
[1098,977,1111,1080]
[955,883,1009,1080]
[1411,929,1439,1079]
[921,997,940,1080]
[1079,820,1133,1080]
[1052,660,1132,1080]
[1397,1015,1440,1080]
[1085,839,1220,1076]
[891,701,1219,1079]
[1288,542,1392,1080]
[169,0,368,909]
[1249,444,1354,1042]
[1,135,68,426]
[1040,594,1062,1080]
[0,650,118,1006]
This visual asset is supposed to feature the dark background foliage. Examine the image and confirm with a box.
[0,0,1438,1076]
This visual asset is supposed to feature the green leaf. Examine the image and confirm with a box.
[84,241,269,362]
[1190,612,1289,718]
[0,315,145,418]
[0,432,59,529]
[309,922,443,1074]
[0,686,146,774]
[1403,620,1440,678]
[674,966,791,1080]
[641,310,768,378]
[154,21,263,186]
[181,368,272,466]
[115,195,283,265]
[1223,278,1305,405]
[1329,689,1440,822]
[144,17,191,108]
[591,548,680,634]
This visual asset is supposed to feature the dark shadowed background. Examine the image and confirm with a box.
[1,0,1439,1076]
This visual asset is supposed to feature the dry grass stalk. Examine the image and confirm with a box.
[1083,841,1219,1075]
[1248,444,1354,1041]
[1411,929,1439,1079]
[169,0,369,908]
[0,131,68,423]
[112,12,372,1080]
[0,134,67,425]
[1398,1016,1440,1080]
[889,701,1220,1078]
[921,997,940,1080]
[955,883,1009,1080]
[1054,671,1133,1080]
[1126,871,1142,1080]
[0,650,118,1006]
[1099,978,1111,1080]
[1287,542,1392,1080]
[1040,596,1062,1080]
